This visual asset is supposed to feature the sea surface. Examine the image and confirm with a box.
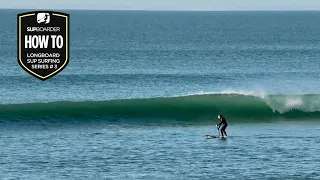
[0,10,320,179]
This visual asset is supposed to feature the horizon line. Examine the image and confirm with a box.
[1,8,320,12]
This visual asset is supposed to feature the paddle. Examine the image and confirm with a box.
[216,125,220,137]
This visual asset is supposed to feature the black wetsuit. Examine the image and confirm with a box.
[218,117,228,136]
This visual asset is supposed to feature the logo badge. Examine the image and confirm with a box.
[17,11,69,80]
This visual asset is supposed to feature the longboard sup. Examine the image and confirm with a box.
[205,135,227,139]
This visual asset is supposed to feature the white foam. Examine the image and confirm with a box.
[186,89,267,98]
[284,97,303,109]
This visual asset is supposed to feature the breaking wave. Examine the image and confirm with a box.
[1,93,320,122]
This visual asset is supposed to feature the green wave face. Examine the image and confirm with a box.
[1,94,320,122]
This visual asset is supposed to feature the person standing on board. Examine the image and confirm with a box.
[217,114,228,137]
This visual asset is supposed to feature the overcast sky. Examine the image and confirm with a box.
[2,0,320,11]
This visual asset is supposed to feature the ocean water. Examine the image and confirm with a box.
[0,10,320,179]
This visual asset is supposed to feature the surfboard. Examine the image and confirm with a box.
[205,135,227,139]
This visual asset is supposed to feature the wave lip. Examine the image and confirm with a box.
[0,93,320,121]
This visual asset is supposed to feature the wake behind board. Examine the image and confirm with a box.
[205,135,227,139]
